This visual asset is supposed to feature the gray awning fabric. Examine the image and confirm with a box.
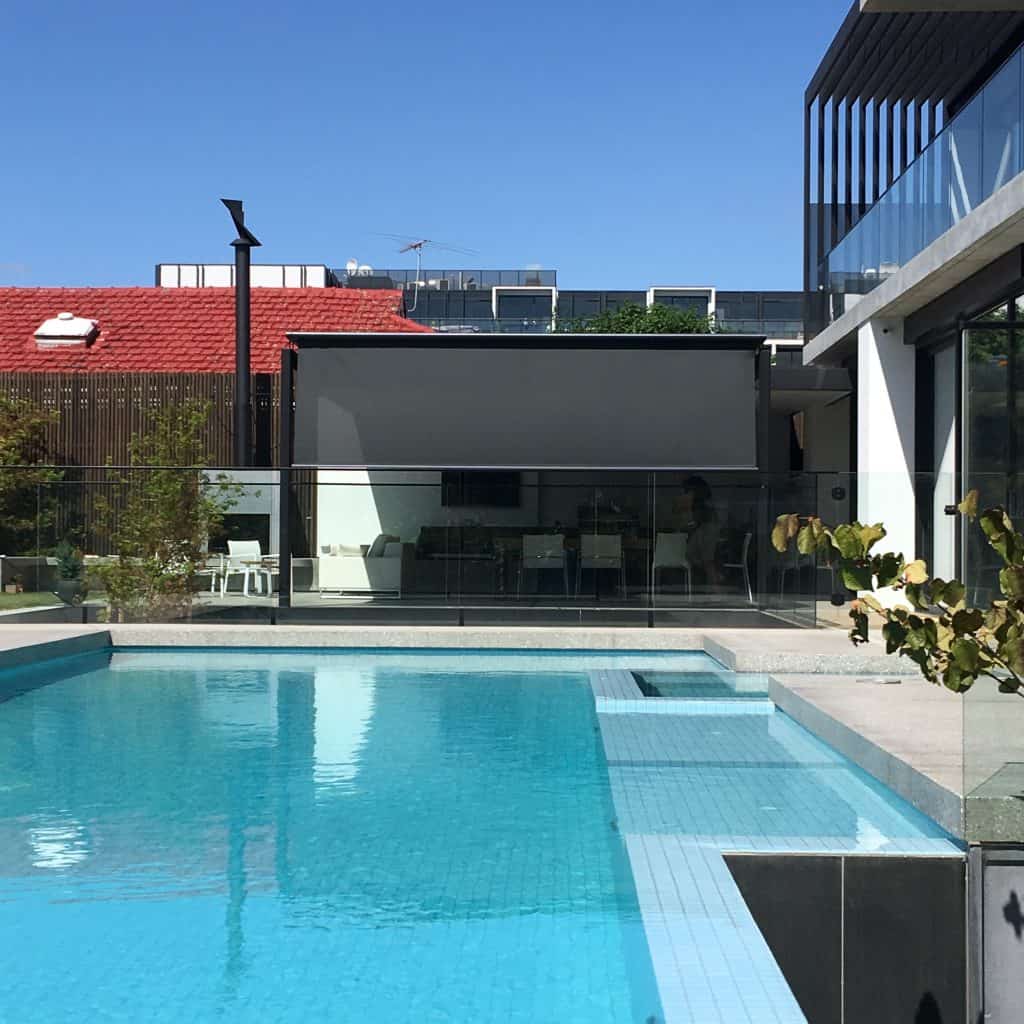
[288,334,763,471]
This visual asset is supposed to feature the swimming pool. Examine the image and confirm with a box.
[0,648,959,1023]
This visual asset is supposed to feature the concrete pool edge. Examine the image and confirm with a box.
[766,675,965,839]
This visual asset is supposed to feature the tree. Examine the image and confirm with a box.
[772,492,1024,696]
[91,401,239,622]
[0,397,61,555]
[559,301,717,334]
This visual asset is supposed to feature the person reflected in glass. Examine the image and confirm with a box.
[680,476,721,591]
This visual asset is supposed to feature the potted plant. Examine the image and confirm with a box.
[53,541,87,605]
[3,574,22,595]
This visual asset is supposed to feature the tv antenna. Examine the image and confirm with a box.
[372,233,479,312]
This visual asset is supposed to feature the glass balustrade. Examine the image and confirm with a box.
[819,46,1023,326]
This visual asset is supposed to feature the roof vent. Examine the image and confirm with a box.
[34,312,99,349]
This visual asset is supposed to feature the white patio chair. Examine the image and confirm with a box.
[723,532,754,604]
[195,553,225,594]
[652,532,692,599]
[518,534,568,597]
[222,540,273,597]
[577,534,625,596]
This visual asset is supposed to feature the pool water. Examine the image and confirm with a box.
[0,649,667,1024]
[633,671,770,700]
[0,648,959,1024]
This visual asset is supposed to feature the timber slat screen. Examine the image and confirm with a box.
[0,372,317,556]
[0,372,274,465]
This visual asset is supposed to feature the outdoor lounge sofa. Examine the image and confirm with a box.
[318,539,402,596]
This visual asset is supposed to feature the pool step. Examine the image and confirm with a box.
[589,669,775,715]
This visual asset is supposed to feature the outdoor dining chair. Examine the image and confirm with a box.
[222,540,274,597]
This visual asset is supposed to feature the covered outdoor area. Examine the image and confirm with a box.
[266,331,823,627]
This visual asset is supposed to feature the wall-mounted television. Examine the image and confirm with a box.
[441,471,520,508]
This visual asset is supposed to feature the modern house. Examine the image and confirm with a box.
[803,0,1024,604]
[803,6,1024,1014]
[156,262,845,622]
[0,269,845,624]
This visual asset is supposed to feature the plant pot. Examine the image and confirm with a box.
[3,584,18,595]
[55,580,86,606]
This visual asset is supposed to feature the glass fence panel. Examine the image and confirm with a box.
[0,468,843,627]
[0,468,282,624]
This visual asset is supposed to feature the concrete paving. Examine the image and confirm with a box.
[0,624,110,668]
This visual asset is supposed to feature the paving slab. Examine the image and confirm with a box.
[105,623,711,650]
[703,630,921,675]
[0,625,110,670]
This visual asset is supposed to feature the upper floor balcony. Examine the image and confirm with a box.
[816,41,1024,331]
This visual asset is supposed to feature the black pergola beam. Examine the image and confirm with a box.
[808,8,1024,111]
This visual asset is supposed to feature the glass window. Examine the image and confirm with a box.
[464,293,492,319]
[496,293,552,319]
[719,296,759,320]
[653,294,709,314]
[980,301,1010,321]
[762,298,802,320]
[965,327,1014,601]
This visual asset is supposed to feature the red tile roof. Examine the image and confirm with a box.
[0,287,432,374]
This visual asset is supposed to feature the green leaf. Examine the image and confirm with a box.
[979,509,1023,565]
[771,514,799,553]
[958,490,979,519]
[904,583,929,611]
[882,620,908,654]
[951,608,985,635]
[951,637,980,672]
[796,524,818,556]
[987,604,1011,638]
[833,524,866,560]
[858,593,885,614]
[936,623,955,653]
[857,523,887,555]
[1000,566,1024,600]
[1002,637,1024,677]
[849,608,870,645]
[943,663,975,693]
[841,564,874,592]
[937,580,965,608]
[875,552,904,589]
[904,560,929,585]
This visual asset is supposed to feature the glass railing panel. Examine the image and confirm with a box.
[959,468,1024,845]
[0,467,282,624]
[819,43,1024,329]
[899,160,923,265]
[983,48,1022,199]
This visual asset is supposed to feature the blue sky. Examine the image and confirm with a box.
[1,1,844,291]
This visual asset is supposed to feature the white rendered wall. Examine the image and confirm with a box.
[932,344,958,579]
[316,470,542,551]
[857,318,917,560]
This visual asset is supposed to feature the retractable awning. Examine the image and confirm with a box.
[285,332,766,471]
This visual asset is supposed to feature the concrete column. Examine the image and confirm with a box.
[857,318,916,559]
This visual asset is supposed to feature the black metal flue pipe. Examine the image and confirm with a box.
[221,199,261,467]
